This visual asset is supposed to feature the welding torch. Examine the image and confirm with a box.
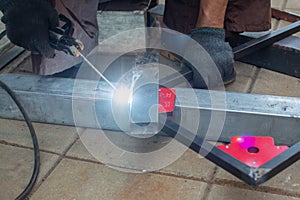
[49,14,116,89]
[49,14,84,57]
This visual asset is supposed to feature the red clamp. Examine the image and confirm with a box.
[218,136,289,168]
[158,88,176,114]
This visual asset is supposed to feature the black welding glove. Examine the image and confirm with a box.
[0,0,59,58]
[186,27,236,89]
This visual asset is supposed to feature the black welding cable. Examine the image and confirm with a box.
[0,80,40,200]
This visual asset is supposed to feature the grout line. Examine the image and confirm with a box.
[64,155,102,165]
[5,138,297,199]
[0,140,68,156]
[2,138,300,198]
[28,135,80,198]
[201,166,218,200]
[246,67,261,93]
[281,0,288,10]
[154,169,300,198]
[152,171,208,183]
[246,0,284,94]
[213,178,300,198]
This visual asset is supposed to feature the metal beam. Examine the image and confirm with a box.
[272,8,300,23]
[229,35,300,78]
[0,73,300,145]
[233,21,300,60]
[162,118,300,186]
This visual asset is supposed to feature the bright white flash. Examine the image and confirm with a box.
[113,85,133,105]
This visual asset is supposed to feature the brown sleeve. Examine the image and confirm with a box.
[163,0,271,34]
[225,0,271,32]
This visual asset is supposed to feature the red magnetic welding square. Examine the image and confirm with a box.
[218,136,289,168]
[158,88,176,113]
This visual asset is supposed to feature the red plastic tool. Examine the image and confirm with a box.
[218,136,289,168]
[158,88,176,114]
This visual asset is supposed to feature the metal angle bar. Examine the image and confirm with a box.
[1,73,300,145]
[161,118,257,186]
[229,35,300,78]
[257,141,300,185]
[159,22,300,85]
[162,118,300,186]
[233,21,300,59]
[272,8,300,23]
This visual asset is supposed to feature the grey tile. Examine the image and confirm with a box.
[159,149,216,181]
[31,158,207,200]
[264,160,300,194]
[226,62,256,93]
[68,134,216,181]
[207,185,300,200]
[0,144,60,200]
[251,69,300,97]
[214,166,243,183]
[69,128,199,173]
[0,119,79,154]
[271,0,285,9]
[286,0,300,9]
[66,139,97,161]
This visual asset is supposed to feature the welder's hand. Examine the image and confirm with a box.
[0,0,59,58]
[186,27,236,89]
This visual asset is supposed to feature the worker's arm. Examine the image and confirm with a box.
[0,0,59,58]
[196,0,228,28]
[188,0,236,88]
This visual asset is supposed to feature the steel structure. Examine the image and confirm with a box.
[0,73,300,186]
[1,5,300,188]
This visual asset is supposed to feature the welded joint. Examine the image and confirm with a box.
[249,168,271,182]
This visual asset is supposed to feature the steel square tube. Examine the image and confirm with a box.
[0,73,300,145]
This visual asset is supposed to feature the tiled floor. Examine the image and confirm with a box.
[1,0,300,199]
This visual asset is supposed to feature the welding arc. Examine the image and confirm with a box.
[79,52,116,90]
[0,80,40,200]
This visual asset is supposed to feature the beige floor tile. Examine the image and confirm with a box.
[251,69,300,97]
[0,118,79,154]
[272,0,285,9]
[285,8,300,15]
[67,129,175,161]
[68,131,216,181]
[264,160,300,194]
[159,148,216,181]
[66,139,97,161]
[31,158,207,200]
[286,0,300,9]
[214,166,243,183]
[226,62,256,93]
[207,185,300,200]
[272,18,280,31]
[0,144,60,200]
